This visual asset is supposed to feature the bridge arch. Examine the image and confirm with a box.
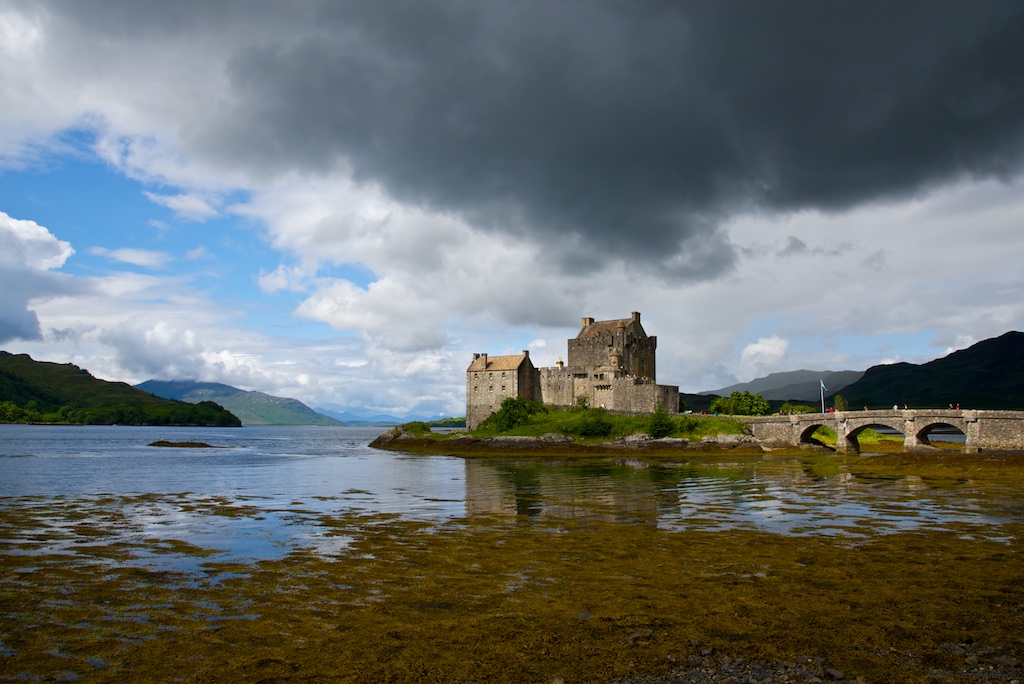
[797,422,831,448]
[842,422,906,454]
[912,421,966,449]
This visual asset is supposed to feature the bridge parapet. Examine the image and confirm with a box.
[741,409,1024,453]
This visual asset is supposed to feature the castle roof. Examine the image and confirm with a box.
[466,353,531,373]
[577,315,645,339]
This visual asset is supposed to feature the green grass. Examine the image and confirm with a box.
[471,405,748,442]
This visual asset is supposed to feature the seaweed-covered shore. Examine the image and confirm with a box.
[2,497,1022,683]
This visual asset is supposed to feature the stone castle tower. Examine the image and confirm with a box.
[466,312,678,429]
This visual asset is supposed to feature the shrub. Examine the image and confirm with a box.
[648,403,675,439]
[562,407,613,438]
[479,397,547,432]
[403,421,433,436]
[676,415,700,434]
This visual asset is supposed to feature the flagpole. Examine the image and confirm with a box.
[820,380,826,413]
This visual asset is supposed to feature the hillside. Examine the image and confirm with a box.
[837,331,1024,409]
[703,369,863,401]
[0,352,240,426]
[136,380,342,426]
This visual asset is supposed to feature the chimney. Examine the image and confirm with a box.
[522,349,529,358]
[631,311,640,323]
[582,317,594,328]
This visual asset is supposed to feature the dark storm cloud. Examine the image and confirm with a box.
[50,1,1024,278]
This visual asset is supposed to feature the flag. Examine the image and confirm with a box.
[820,380,827,392]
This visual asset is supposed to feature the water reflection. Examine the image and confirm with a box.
[465,458,665,522]
[462,454,1020,538]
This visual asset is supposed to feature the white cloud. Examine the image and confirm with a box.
[89,247,171,269]
[144,191,219,221]
[0,211,74,269]
[0,10,41,58]
[0,211,74,342]
[99,319,205,378]
[258,264,311,294]
[739,336,790,381]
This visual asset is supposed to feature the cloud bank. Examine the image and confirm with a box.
[1,1,1024,415]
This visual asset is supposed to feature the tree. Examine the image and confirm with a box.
[709,391,771,416]
[832,394,849,411]
[648,403,675,438]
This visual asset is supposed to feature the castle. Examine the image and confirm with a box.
[466,312,680,429]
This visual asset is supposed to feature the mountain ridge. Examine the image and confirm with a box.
[837,331,1024,409]
[136,380,343,426]
[700,331,1024,410]
[0,352,240,426]
[702,369,864,401]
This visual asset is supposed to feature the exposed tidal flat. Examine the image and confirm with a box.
[1,426,1023,683]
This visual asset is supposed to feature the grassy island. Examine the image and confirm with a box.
[371,400,764,456]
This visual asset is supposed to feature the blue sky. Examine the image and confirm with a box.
[2,2,1024,418]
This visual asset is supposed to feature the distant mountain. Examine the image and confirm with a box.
[136,380,342,426]
[314,407,411,426]
[837,331,1024,409]
[702,369,864,401]
[0,352,240,426]
[133,380,243,401]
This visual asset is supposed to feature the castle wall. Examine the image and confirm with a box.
[536,372,679,414]
[538,366,577,407]
[567,335,616,372]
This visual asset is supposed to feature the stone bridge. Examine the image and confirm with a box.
[741,409,1024,453]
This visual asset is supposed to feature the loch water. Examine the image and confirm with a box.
[1,424,1021,569]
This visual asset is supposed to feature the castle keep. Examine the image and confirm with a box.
[466,312,680,429]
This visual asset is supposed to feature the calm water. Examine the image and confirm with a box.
[1,425,1021,569]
